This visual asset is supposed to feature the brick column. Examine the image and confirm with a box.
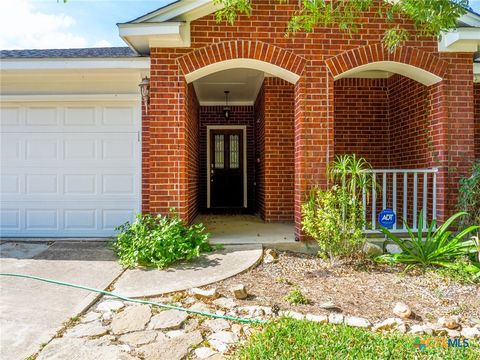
[294,66,335,240]
[145,50,189,220]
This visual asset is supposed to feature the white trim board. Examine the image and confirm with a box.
[206,125,247,209]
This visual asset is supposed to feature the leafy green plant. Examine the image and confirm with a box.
[114,210,211,269]
[377,210,479,270]
[302,154,374,259]
[302,185,366,259]
[284,286,309,305]
[458,161,480,234]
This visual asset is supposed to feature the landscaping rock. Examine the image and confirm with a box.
[386,244,402,254]
[140,330,203,360]
[393,302,411,319]
[281,310,305,320]
[81,312,101,323]
[96,300,125,313]
[209,331,238,344]
[111,305,152,335]
[409,325,426,335]
[204,318,231,332]
[319,301,339,310]
[446,329,461,338]
[263,249,279,264]
[190,287,220,300]
[372,318,404,332]
[363,242,383,257]
[189,302,211,312]
[231,284,248,300]
[64,321,107,338]
[396,323,409,334]
[213,297,237,310]
[345,316,372,328]
[305,314,328,324]
[239,305,266,318]
[184,318,200,332]
[195,347,218,359]
[102,312,113,322]
[209,339,229,353]
[438,316,460,330]
[37,338,135,360]
[328,313,344,325]
[461,327,480,339]
[231,323,244,335]
[148,309,188,331]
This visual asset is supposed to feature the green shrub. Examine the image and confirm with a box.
[458,161,480,233]
[302,185,366,259]
[301,155,374,259]
[377,210,479,272]
[284,286,309,305]
[114,211,211,269]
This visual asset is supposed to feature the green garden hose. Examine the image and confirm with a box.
[0,273,266,324]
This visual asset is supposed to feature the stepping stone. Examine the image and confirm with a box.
[64,321,107,338]
[81,312,101,323]
[204,318,231,332]
[119,330,158,346]
[111,305,152,335]
[148,309,188,330]
[195,347,218,359]
[37,338,135,360]
[96,300,125,313]
[140,330,203,360]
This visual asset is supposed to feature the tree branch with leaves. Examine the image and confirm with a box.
[213,0,469,50]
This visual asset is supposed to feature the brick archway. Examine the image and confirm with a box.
[325,44,449,85]
[177,40,306,83]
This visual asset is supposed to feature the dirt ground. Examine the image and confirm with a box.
[216,251,480,325]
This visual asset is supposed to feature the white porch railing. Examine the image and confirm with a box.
[362,168,439,233]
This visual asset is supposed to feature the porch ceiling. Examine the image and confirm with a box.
[192,68,264,105]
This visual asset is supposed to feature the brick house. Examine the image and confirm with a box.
[1,0,479,239]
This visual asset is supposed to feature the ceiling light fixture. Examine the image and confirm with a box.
[223,90,231,119]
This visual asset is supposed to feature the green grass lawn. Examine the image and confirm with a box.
[236,318,480,360]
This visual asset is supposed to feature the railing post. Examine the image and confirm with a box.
[423,172,428,230]
[413,173,418,230]
[403,173,407,231]
[372,173,376,230]
[393,173,397,230]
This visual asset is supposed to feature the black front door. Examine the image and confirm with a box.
[210,129,244,208]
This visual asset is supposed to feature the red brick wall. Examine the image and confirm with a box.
[186,84,200,222]
[254,84,266,219]
[475,83,480,159]
[388,75,430,169]
[334,78,390,168]
[145,0,475,236]
[262,77,295,221]
[198,106,256,211]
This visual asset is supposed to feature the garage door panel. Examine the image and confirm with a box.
[0,100,140,237]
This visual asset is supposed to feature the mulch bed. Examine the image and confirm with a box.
[216,251,480,324]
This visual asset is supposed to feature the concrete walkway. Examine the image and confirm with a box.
[196,214,295,244]
[0,241,123,360]
[113,244,263,298]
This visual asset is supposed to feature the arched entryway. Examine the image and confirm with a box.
[177,41,305,232]
[328,45,450,229]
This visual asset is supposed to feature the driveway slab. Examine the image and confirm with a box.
[0,241,122,360]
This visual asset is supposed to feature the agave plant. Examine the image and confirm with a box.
[377,210,479,269]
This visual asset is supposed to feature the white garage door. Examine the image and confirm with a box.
[0,98,141,237]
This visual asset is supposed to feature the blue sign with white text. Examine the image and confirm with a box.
[378,208,396,229]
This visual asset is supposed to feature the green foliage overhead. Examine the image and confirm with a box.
[214,0,469,50]
[377,210,479,271]
[114,211,211,269]
[236,317,480,359]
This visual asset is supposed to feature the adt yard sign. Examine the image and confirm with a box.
[378,208,396,229]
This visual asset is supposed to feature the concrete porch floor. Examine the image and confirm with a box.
[195,214,296,244]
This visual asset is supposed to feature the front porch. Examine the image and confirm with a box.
[195,214,295,245]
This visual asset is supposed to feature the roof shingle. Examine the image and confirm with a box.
[0,47,139,59]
